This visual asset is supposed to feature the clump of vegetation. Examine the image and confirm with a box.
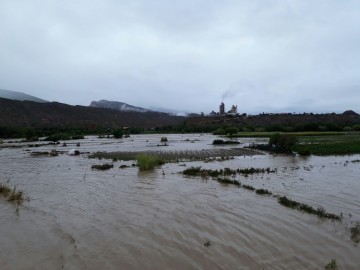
[297,149,311,156]
[91,163,114,170]
[212,139,240,145]
[350,222,360,243]
[160,137,168,142]
[216,178,240,187]
[278,196,341,220]
[204,240,211,247]
[237,167,276,175]
[256,189,272,195]
[183,166,203,176]
[325,259,337,269]
[0,184,25,204]
[0,184,12,197]
[137,154,164,171]
[242,184,255,191]
[182,167,276,178]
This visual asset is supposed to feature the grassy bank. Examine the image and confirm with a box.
[294,134,360,155]
[241,132,360,155]
[230,131,347,138]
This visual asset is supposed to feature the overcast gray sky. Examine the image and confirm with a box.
[1,0,359,114]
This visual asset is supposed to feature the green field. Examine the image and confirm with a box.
[230,131,360,155]
[230,131,347,138]
[294,134,360,155]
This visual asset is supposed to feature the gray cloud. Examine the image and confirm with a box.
[1,0,359,114]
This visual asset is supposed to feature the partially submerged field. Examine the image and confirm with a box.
[229,131,360,155]
[1,133,359,269]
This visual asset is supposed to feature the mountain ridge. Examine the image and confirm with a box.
[0,98,185,129]
[89,100,150,113]
[0,88,48,103]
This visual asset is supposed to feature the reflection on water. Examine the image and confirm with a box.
[1,134,359,269]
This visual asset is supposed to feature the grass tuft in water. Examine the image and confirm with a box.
[91,163,114,170]
[325,259,337,269]
[0,184,12,197]
[242,184,255,191]
[137,154,164,171]
[350,222,360,243]
[0,184,25,205]
[183,166,202,176]
[216,178,241,187]
[256,189,272,195]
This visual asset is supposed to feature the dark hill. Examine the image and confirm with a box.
[184,112,360,130]
[0,98,184,129]
[343,110,359,116]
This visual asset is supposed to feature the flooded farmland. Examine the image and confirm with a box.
[1,134,359,269]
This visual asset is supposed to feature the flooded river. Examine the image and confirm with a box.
[1,134,359,269]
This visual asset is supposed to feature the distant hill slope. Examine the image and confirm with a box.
[0,88,48,103]
[90,100,150,113]
[184,111,360,130]
[0,98,185,128]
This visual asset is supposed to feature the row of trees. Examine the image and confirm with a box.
[212,123,360,135]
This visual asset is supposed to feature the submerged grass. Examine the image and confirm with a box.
[91,163,114,170]
[0,184,25,205]
[216,177,240,186]
[212,139,240,145]
[278,196,341,220]
[182,167,276,178]
[182,167,343,222]
[256,189,272,195]
[242,184,255,191]
[350,222,360,243]
[325,259,337,269]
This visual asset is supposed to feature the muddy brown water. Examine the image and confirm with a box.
[1,134,359,269]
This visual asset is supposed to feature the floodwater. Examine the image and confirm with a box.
[1,134,359,270]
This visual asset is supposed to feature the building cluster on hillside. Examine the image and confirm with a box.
[209,102,238,116]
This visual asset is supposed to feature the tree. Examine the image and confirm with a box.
[113,128,123,139]
[269,133,297,153]
[225,127,238,136]
[24,127,36,140]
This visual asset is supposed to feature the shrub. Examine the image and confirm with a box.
[213,128,226,135]
[225,127,238,136]
[160,137,168,142]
